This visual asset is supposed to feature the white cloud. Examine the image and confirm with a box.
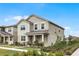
[64,26,71,37]
[13,16,23,21]
[65,26,71,31]
[4,15,28,22]
[70,31,79,37]
[64,26,79,37]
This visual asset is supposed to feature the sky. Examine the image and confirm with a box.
[0,3,79,37]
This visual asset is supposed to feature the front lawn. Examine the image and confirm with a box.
[0,49,47,56]
[19,47,41,51]
[0,45,41,51]
[0,49,22,56]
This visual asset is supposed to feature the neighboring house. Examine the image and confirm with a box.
[0,15,64,47]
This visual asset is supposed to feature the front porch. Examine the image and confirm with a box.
[0,31,13,45]
[26,31,49,47]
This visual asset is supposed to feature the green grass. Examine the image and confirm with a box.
[0,45,41,51]
[42,40,79,55]
[19,47,40,51]
[0,49,21,56]
[0,45,20,48]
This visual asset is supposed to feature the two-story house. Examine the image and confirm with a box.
[0,15,64,47]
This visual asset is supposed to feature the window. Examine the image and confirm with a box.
[21,25,25,30]
[21,36,26,41]
[41,23,45,29]
[8,28,11,32]
[34,24,38,30]
[59,30,60,32]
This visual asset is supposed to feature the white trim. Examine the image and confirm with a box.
[42,34,44,42]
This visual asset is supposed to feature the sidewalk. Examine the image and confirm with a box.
[0,47,28,52]
[71,48,79,56]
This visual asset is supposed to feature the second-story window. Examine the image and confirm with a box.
[21,25,25,30]
[35,24,38,30]
[41,23,45,29]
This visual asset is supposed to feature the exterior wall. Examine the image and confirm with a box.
[47,23,64,46]
[28,17,49,31]
[0,15,64,47]
[17,20,30,44]
[13,27,17,43]
[28,16,64,47]
[8,39,14,44]
[5,27,17,44]
[5,27,14,35]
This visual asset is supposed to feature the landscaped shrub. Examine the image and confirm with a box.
[32,50,40,56]
[34,40,44,47]
[11,39,79,56]
[27,41,33,47]
[54,51,64,56]
[19,52,27,56]
[40,51,47,56]
[14,42,23,46]
[25,50,33,56]
[48,52,55,56]
[13,52,20,56]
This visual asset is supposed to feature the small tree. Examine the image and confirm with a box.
[68,35,73,45]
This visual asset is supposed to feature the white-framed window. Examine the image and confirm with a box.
[41,23,45,29]
[21,25,25,30]
[21,36,26,41]
[34,24,38,30]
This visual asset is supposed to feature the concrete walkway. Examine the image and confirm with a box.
[72,48,79,56]
[0,47,28,52]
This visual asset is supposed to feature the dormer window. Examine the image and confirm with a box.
[41,23,44,29]
[34,24,38,30]
[21,25,25,30]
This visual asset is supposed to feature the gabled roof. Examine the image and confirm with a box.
[0,14,64,30]
[16,19,33,26]
[0,25,16,28]
[26,14,64,30]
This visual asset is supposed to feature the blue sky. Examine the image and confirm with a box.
[0,3,79,37]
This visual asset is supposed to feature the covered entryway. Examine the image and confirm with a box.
[0,31,13,45]
[26,30,49,46]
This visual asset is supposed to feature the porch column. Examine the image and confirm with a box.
[8,36,10,44]
[3,36,5,44]
[33,35,36,43]
[26,36,28,42]
[42,34,44,42]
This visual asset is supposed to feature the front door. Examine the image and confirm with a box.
[28,36,33,43]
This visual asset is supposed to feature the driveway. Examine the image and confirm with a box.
[72,48,79,56]
[0,47,28,52]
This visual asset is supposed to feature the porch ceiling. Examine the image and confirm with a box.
[26,30,49,35]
